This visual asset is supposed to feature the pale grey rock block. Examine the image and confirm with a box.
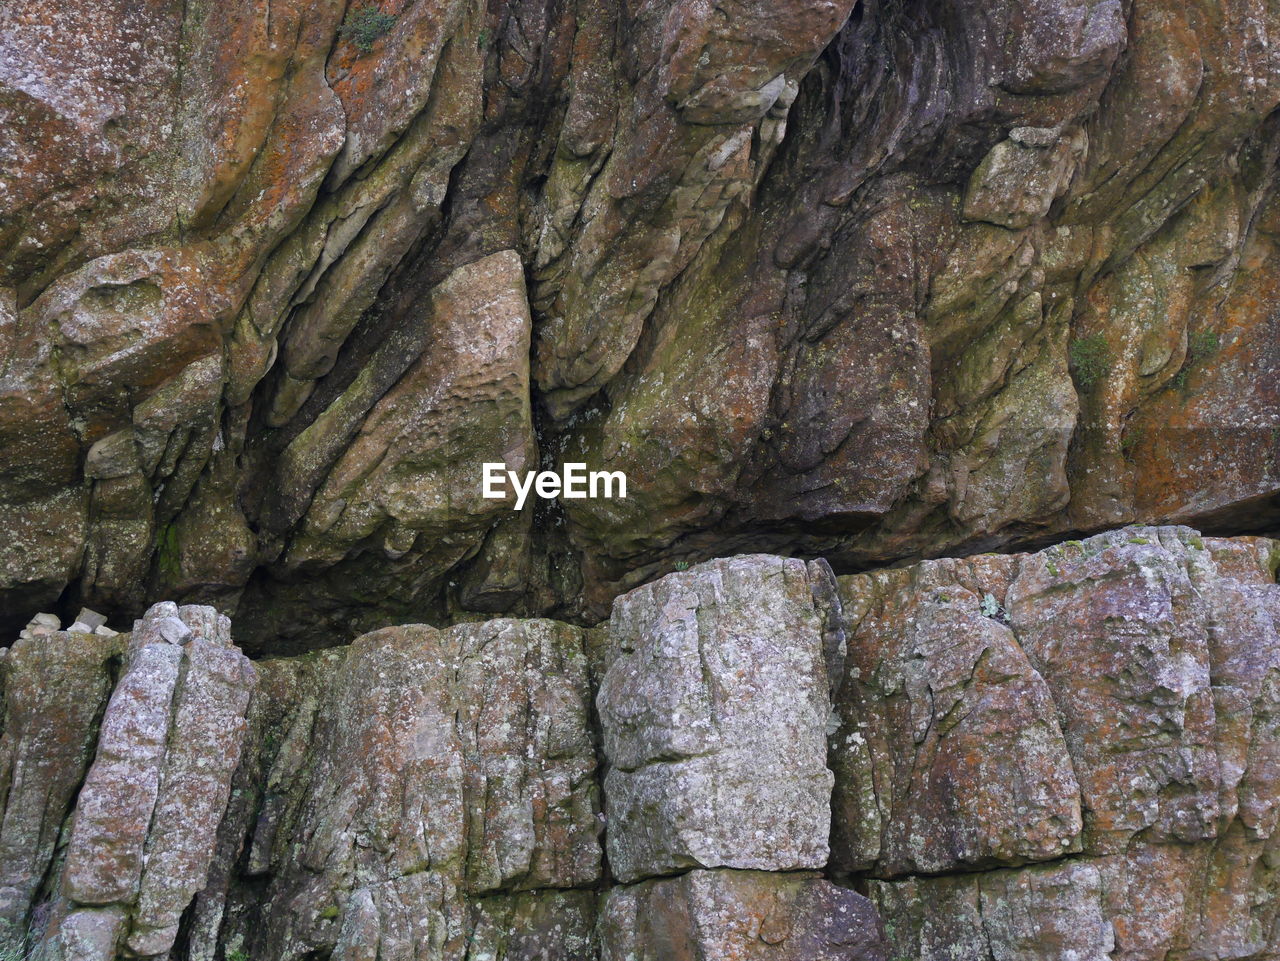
[41,906,126,961]
[53,603,255,959]
[254,619,600,959]
[130,621,256,953]
[598,554,834,882]
[61,638,183,905]
[0,631,122,939]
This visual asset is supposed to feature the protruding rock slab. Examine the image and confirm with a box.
[598,554,834,883]
[831,555,1083,875]
[832,527,1280,880]
[1004,528,1280,853]
[869,861,1113,961]
[48,603,256,960]
[843,527,1280,961]
[871,835,1280,961]
[600,869,887,961]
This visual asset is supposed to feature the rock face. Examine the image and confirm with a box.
[44,603,255,960]
[831,527,1280,960]
[599,869,886,961]
[1,0,1278,644]
[4,529,1275,958]
[0,627,122,945]
[4,0,1280,954]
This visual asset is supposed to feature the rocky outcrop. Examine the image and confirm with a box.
[830,527,1280,959]
[42,603,255,961]
[2,0,1278,645]
[6,0,1280,954]
[595,555,886,960]
[1,528,1278,958]
[5,529,1269,957]
[599,869,885,960]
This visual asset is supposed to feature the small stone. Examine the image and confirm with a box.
[76,608,109,630]
[1009,125,1060,148]
[155,616,192,645]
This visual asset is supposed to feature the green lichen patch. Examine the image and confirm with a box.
[340,5,396,52]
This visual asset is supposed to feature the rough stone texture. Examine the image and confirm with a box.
[831,556,1083,877]
[599,869,886,961]
[0,610,602,960]
[0,532,1277,957]
[220,619,601,961]
[833,527,1280,960]
[598,555,834,882]
[0,629,122,946]
[1,0,1277,645]
[48,602,256,960]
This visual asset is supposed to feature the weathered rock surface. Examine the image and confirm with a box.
[598,555,834,882]
[176,618,600,961]
[1,531,1278,957]
[832,526,1280,960]
[831,555,1083,877]
[600,869,886,961]
[42,603,255,960]
[1,0,1277,644]
[249,619,601,960]
[0,628,122,947]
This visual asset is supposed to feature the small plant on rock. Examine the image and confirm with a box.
[1171,328,1221,391]
[979,591,1009,624]
[340,5,397,52]
[1068,334,1113,393]
[0,920,42,961]
[1188,327,1221,363]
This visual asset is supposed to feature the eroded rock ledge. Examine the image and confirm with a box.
[1,525,1277,960]
[3,0,1279,649]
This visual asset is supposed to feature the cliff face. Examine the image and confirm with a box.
[2,0,1278,649]
[4,0,1280,957]
[1,528,1278,960]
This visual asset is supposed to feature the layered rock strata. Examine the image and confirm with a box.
[2,0,1278,645]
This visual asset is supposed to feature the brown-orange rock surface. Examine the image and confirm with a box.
[1,0,1276,645]
[3,0,1280,955]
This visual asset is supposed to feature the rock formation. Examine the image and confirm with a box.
[1,0,1277,647]
[833,527,1280,959]
[0,528,1274,958]
[3,0,1280,955]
